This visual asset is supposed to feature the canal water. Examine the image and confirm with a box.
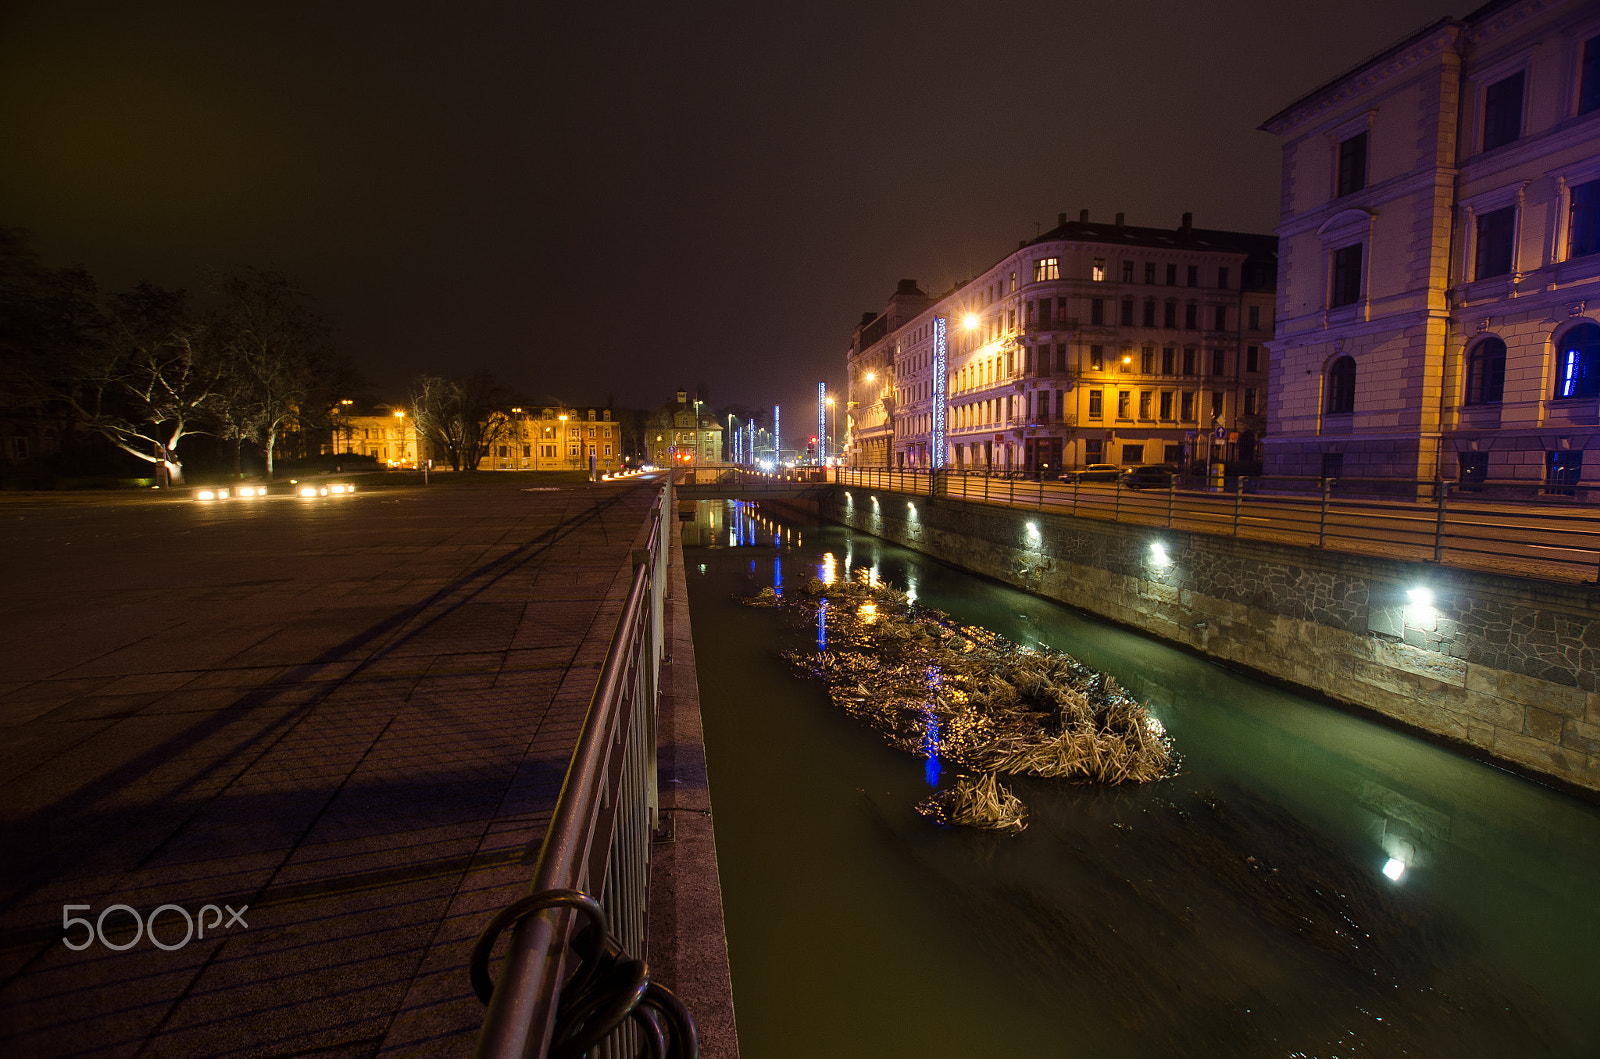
[683,500,1600,1059]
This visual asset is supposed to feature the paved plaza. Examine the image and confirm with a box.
[0,476,665,1057]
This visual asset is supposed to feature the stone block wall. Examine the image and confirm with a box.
[819,487,1600,793]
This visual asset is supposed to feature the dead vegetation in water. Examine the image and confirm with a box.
[917,772,1028,832]
[744,568,1177,830]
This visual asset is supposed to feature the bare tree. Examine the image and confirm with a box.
[211,268,329,476]
[56,284,220,485]
[408,371,514,471]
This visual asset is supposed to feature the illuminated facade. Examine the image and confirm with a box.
[327,403,421,467]
[647,389,723,466]
[478,406,620,473]
[1261,0,1600,485]
[847,217,1276,475]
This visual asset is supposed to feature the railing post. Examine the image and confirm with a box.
[1233,475,1246,536]
[1318,476,1335,547]
[1072,475,1079,513]
[1433,480,1450,562]
[1008,473,1014,507]
[1166,476,1176,528]
[1114,477,1123,522]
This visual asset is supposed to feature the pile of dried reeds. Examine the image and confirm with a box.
[917,772,1028,832]
[745,567,1177,828]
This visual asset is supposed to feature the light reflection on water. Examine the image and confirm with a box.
[687,501,1600,1059]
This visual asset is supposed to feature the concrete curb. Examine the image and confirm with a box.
[647,489,740,1057]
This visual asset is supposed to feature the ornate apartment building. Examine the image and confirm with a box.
[846,214,1276,476]
[326,403,620,473]
[1260,0,1600,486]
[646,389,723,466]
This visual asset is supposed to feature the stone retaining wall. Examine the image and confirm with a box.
[809,487,1600,794]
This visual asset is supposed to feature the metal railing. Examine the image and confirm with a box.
[473,483,696,1059]
[832,468,1600,583]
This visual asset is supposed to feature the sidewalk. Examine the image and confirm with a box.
[0,477,664,1056]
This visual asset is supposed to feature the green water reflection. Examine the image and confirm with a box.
[686,500,1600,1058]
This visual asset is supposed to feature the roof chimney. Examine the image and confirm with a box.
[1058,212,1067,227]
[1181,211,1193,231]
[676,389,687,405]
[1115,212,1125,226]
[1079,209,1088,223]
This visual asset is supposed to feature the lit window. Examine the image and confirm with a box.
[1092,258,1106,282]
[1033,257,1060,281]
[1555,323,1600,399]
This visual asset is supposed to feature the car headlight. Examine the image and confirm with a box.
[196,489,216,501]
[299,486,317,498]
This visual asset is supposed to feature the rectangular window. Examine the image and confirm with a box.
[1033,257,1060,281]
[1089,344,1104,370]
[1119,348,1133,372]
[1144,262,1156,284]
[1120,299,1135,326]
[1164,301,1177,329]
[1187,265,1199,287]
[605,444,613,456]
[1185,302,1198,329]
[498,445,508,458]
[1212,391,1225,419]
[1211,349,1226,376]
[1121,260,1135,282]
[1244,388,1257,415]
[1459,451,1489,486]
[1122,444,1144,465]
[523,444,531,458]
[1248,305,1261,330]
[1474,206,1516,279]
[1162,347,1175,374]
[1483,71,1524,151]
[1331,243,1363,307]
[1583,36,1600,115]
[1217,267,1229,290]
[1570,178,1600,259]
[1088,390,1103,418]
[1336,132,1368,196]
[1141,346,1155,373]
[1138,392,1152,419]
[1181,391,1196,420]
[1092,258,1106,282]
[1117,391,1131,418]
[1183,347,1197,375]
[1246,345,1259,372]
[541,444,556,458]
[1166,263,1178,286]
[1055,344,1068,372]
[1214,305,1227,331]
[1164,444,1183,464]
[1160,390,1174,419]
[1143,300,1157,327]
[1085,439,1104,461]
[1090,299,1105,325]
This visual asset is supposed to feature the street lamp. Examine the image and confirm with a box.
[825,395,836,467]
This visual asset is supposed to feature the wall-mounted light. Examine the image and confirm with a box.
[1382,858,1406,881]
[1406,585,1436,629]
[1149,542,1170,566]
[1025,521,1041,542]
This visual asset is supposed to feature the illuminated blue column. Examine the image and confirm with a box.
[773,405,780,464]
[817,382,827,464]
[747,419,755,465]
[932,316,948,469]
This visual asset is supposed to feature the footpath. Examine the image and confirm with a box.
[0,474,731,1057]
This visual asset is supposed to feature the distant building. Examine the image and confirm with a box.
[847,214,1276,476]
[647,389,723,466]
[327,402,421,467]
[1259,0,1600,486]
[480,406,620,473]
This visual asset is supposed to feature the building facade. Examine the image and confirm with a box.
[647,390,723,466]
[328,403,422,467]
[478,406,621,473]
[1260,0,1600,486]
[846,213,1276,476]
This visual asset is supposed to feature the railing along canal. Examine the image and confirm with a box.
[833,467,1600,583]
[472,482,696,1058]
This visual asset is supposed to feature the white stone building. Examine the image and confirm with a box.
[1260,0,1600,487]
[846,214,1276,476]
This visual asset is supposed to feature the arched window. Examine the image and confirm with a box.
[1464,337,1506,404]
[1325,356,1356,414]
[1554,322,1600,399]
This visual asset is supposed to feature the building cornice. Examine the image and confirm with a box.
[1259,21,1462,137]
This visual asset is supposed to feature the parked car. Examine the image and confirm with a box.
[1063,463,1122,482]
[1121,465,1177,489]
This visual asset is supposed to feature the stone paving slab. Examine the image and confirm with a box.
[0,477,664,1057]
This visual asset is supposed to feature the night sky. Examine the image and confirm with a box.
[3,0,1461,432]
